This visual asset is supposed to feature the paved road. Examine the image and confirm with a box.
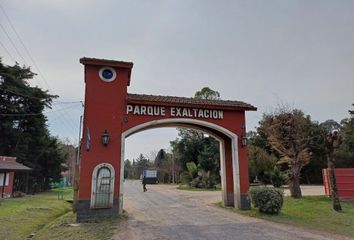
[113,180,351,240]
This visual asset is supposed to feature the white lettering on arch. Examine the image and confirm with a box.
[126,105,224,120]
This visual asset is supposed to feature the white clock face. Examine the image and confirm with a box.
[99,67,117,82]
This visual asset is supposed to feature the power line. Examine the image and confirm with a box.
[0,39,16,62]
[0,3,82,140]
[0,3,50,89]
[0,86,54,101]
[1,86,82,105]
[0,104,81,116]
[0,23,28,65]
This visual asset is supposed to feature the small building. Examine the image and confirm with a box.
[323,168,354,200]
[0,156,32,198]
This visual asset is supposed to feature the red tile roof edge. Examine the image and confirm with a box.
[127,93,257,111]
[80,57,133,68]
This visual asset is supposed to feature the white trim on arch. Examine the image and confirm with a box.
[90,163,115,208]
[119,118,241,211]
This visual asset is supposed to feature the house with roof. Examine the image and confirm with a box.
[0,156,32,198]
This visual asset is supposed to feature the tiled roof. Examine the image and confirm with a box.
[80,57,134,85]
[0,156,32,172]
[80,57,133,68]
[127,93,257,111]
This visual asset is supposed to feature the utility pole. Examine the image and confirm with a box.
[73,114,83,212]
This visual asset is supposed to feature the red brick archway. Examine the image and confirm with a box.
[77,57,256,220]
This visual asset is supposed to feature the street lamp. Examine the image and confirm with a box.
[241,125,248,148]
[101,130,110,146]
[241,136,248,148]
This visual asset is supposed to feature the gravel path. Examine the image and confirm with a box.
[113,180,351,240]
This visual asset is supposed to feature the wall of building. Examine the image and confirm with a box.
[0,172,14,198]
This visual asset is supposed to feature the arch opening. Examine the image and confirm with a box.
[119,118,241,213]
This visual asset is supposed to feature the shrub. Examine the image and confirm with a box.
[249,186,284,214]
[267,166,286,188]
[180,171,192,185]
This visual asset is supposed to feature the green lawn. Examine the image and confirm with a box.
[177,184,221,191]
[232,196,354,238]
[0,188,123,240]
[34,211,125,240]
[0,188,73,240]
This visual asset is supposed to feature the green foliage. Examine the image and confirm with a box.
[198,169,218,188]
[259,108,318,197]
[248,145,277,184]
[335,105,354,167]
[155,149,167,168]
[124,159,133,179]
[171,128,220,187]
[169,87,222,187]
[186,161,198,174]
[194,87,220,100]
[180,161,197,185]
[249,186,284,214]
[124,154,154,179]
[154,149,174,183]
[267,166,286,188]
[250,104,354,186]
[0,59,65,192]
[170,129,205,170]
[180,161,219,189]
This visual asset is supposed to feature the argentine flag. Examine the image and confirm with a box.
[86,127,91,151]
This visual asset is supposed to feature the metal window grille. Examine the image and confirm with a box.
[93,167,112,208]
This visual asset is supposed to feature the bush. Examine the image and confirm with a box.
[180,171,192,185]
[268,166,286,188]
[249,186,284,214]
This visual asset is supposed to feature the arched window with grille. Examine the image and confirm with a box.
[90,163,115,208]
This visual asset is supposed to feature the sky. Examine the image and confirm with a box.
[1,0,354,161]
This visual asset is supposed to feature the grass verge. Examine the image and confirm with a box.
[177,184,221,191]
[0,188,125,240]
[0,188,72,240]
[221,196,354,238]
[34,211,127,240]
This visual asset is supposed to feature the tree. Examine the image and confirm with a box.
[335,105,354,167]
[133,154,153,178]
[169,87,222,187]
[154,149,173,183]
[194,87,220,100]
[322,105,354,211]
[325,131,342,211]
[248,145,277,184]
[300,120,328,184]
[259,108,313,198]
[0,59,65,192]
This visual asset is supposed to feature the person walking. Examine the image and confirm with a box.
[142,176,147,192]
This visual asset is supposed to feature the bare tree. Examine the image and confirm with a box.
[260,108,312,198]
